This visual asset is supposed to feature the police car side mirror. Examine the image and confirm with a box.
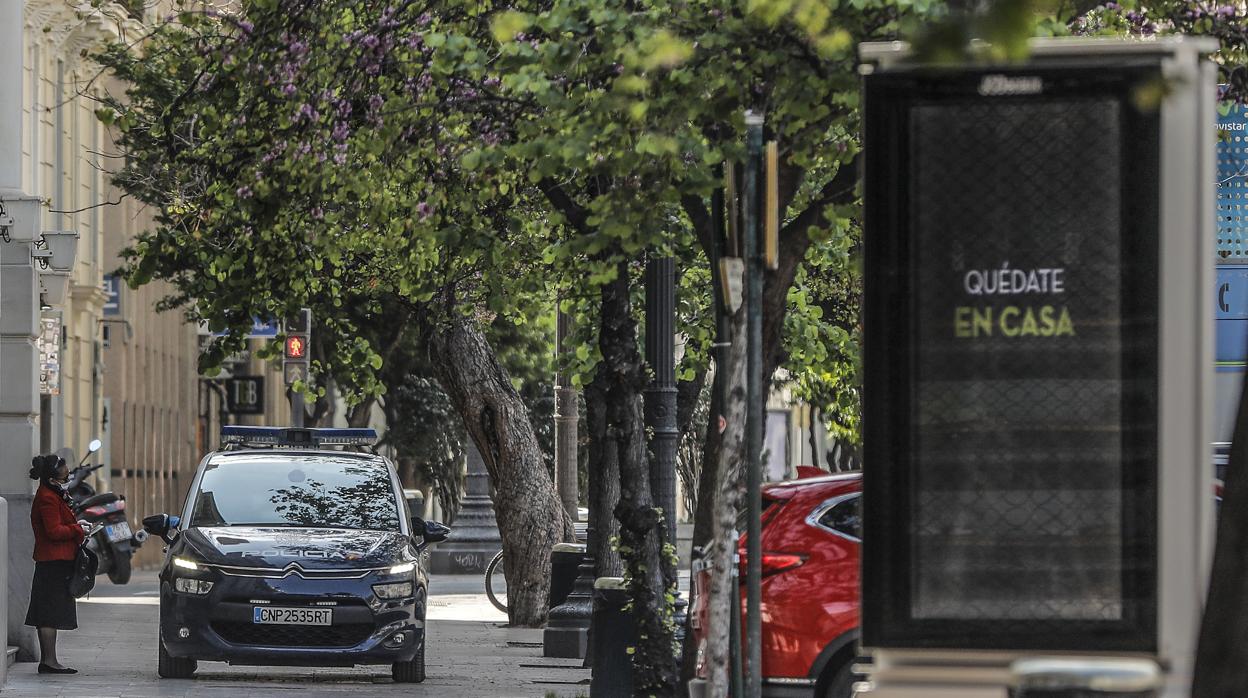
[412,516,449,546]
[143,513,180,544]
[423,520,450,544]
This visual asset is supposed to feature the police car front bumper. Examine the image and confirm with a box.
[160,570,423,665]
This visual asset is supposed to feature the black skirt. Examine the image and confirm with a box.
[25,559,77,630]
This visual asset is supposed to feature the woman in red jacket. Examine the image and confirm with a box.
[24,454,88,675]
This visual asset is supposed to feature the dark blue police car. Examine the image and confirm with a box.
[142,426,449,682]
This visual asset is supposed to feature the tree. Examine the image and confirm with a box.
[94,1,574,626]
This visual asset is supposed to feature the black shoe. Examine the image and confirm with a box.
[38,664,77,675]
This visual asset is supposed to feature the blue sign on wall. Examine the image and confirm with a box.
[1216,266,1248,365]
[1214,100,1248,367]
[1217,101,1248,261]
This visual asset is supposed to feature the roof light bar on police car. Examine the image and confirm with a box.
[220,426,378,447]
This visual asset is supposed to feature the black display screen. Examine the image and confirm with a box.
[863,65,1160,651]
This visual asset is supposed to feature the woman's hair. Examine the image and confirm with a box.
[28,454,65,482]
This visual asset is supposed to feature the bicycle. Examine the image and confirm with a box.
[484,549,507,613]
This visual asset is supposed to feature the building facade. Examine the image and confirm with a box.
[2,0,290,659]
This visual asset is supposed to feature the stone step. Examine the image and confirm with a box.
[6,645,16,668]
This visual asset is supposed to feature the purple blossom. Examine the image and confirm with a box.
[238,20,254,34]
[416,202,433,220]
[1218,6,1236,18]
[333,121,350,142]
[407,33,424,49]
[301,103,320,120]
[333,151,348,166]
[362,34,380,50]
[483,77,501,88]
[311,207,324,220]
[419,73,433,90]
[336,99,353,118]
[236,186,253,199]
[282,83,297,96]
[369,94,385,112]
[417,13,432,27]
[709,8,723,19]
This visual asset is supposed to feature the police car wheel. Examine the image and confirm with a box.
[392,589,427,683]
[157,631,197,679]
[391,641,425,683]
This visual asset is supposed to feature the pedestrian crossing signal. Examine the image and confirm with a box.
[284,335,307,360]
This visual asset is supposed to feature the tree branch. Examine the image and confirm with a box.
[538,178,593,236]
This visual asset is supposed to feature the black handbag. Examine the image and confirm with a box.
[68,543,98,598]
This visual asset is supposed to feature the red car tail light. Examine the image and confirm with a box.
[739,552,806,578]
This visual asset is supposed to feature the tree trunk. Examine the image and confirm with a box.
[596,263,678,695]
[346,397,374,428]
[584,377,624,577]
[679,365,724,683]
[1193,377,1248,694]
[705,301,748,698]
[430,317,575,627]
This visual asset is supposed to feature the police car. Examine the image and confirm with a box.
[142,426,449,682]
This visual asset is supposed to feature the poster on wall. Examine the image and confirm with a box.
[38,314,61,396]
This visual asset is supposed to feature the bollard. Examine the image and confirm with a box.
[1010,658,1162,698]
[544,543,591,658]
[548,542,584,609]
[590,577,634,698]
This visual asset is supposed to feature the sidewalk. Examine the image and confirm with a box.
[3,574,591,697]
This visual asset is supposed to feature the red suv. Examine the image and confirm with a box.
[691,471,862,698]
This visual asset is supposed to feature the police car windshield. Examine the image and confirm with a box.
[190,456,399,531]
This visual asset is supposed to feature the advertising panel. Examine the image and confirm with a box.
[863,65,1160,651]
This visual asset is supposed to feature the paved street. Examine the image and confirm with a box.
[4,572,591,697]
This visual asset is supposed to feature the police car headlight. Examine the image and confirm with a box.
[388,561,415,575]
[372,581,413,599]
[174,578,214,595]
[173,556,199,571]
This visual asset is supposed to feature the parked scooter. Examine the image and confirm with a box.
[65,438,147,584]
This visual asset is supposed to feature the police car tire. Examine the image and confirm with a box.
[157,632,196,679]
[393,588,427,684]
[391,643,425,683]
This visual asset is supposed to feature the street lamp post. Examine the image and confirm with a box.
[644,255,679,548]
[555,309,580,520]
[742,111,765,697]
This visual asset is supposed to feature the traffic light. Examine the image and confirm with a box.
[284,334,307,360]
[283,308,312,386]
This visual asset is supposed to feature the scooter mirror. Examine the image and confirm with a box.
[87,439,102,454]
